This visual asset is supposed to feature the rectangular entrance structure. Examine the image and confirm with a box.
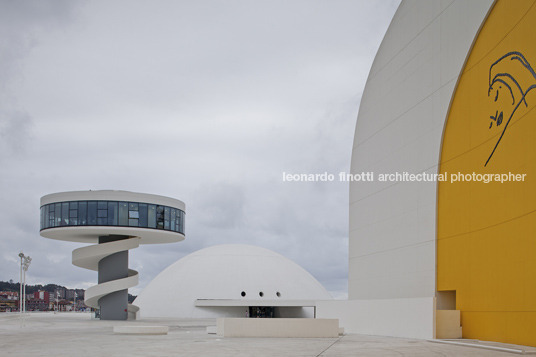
[217,318,339,338]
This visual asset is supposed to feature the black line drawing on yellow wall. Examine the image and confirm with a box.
[486,51,536,166]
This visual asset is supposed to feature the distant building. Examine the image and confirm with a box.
[0,291,18,312]
[25,291,50,311]
[0,291,18,300]
[54,299,72,312]
[54,287,66,300]
[34,290,50,303]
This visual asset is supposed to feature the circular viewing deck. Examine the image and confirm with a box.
[40,190,185,244]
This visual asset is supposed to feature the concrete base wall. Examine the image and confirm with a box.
[316,297,436,339]
[275,307,313,318]
[436,310,462,339]
[217,318,339,338]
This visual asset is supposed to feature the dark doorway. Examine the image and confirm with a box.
[249,306,274,318]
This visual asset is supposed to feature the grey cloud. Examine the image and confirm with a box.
[0,110,33,157]
[0,0,81,86]
[194,182,246,229]
[0,0,400,299]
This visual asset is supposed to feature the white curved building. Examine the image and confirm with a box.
[318,0,536,347]
[135,244,332,318]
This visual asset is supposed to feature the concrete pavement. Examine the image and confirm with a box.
[0,312,533,356]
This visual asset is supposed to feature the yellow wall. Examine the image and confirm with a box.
[438,0,536,346]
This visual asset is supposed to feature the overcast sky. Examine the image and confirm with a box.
[0,0,399,299]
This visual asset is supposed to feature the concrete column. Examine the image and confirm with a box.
[98,235,129,320]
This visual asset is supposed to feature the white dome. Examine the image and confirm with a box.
[135,244,332,318]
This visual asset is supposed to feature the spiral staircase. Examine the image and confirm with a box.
[73,237,141,320]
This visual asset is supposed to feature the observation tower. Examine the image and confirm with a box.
[39,190,185,320]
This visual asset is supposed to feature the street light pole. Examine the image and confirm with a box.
[21,255,31,314]
[18,253,24,314]
[23,272,25,313]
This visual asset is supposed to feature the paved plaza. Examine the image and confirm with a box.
[1,313,534,356]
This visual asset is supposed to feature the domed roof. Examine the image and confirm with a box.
[135,244,332,318]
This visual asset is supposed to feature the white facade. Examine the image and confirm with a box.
[317,0,495,339]
[135,244,332,318]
